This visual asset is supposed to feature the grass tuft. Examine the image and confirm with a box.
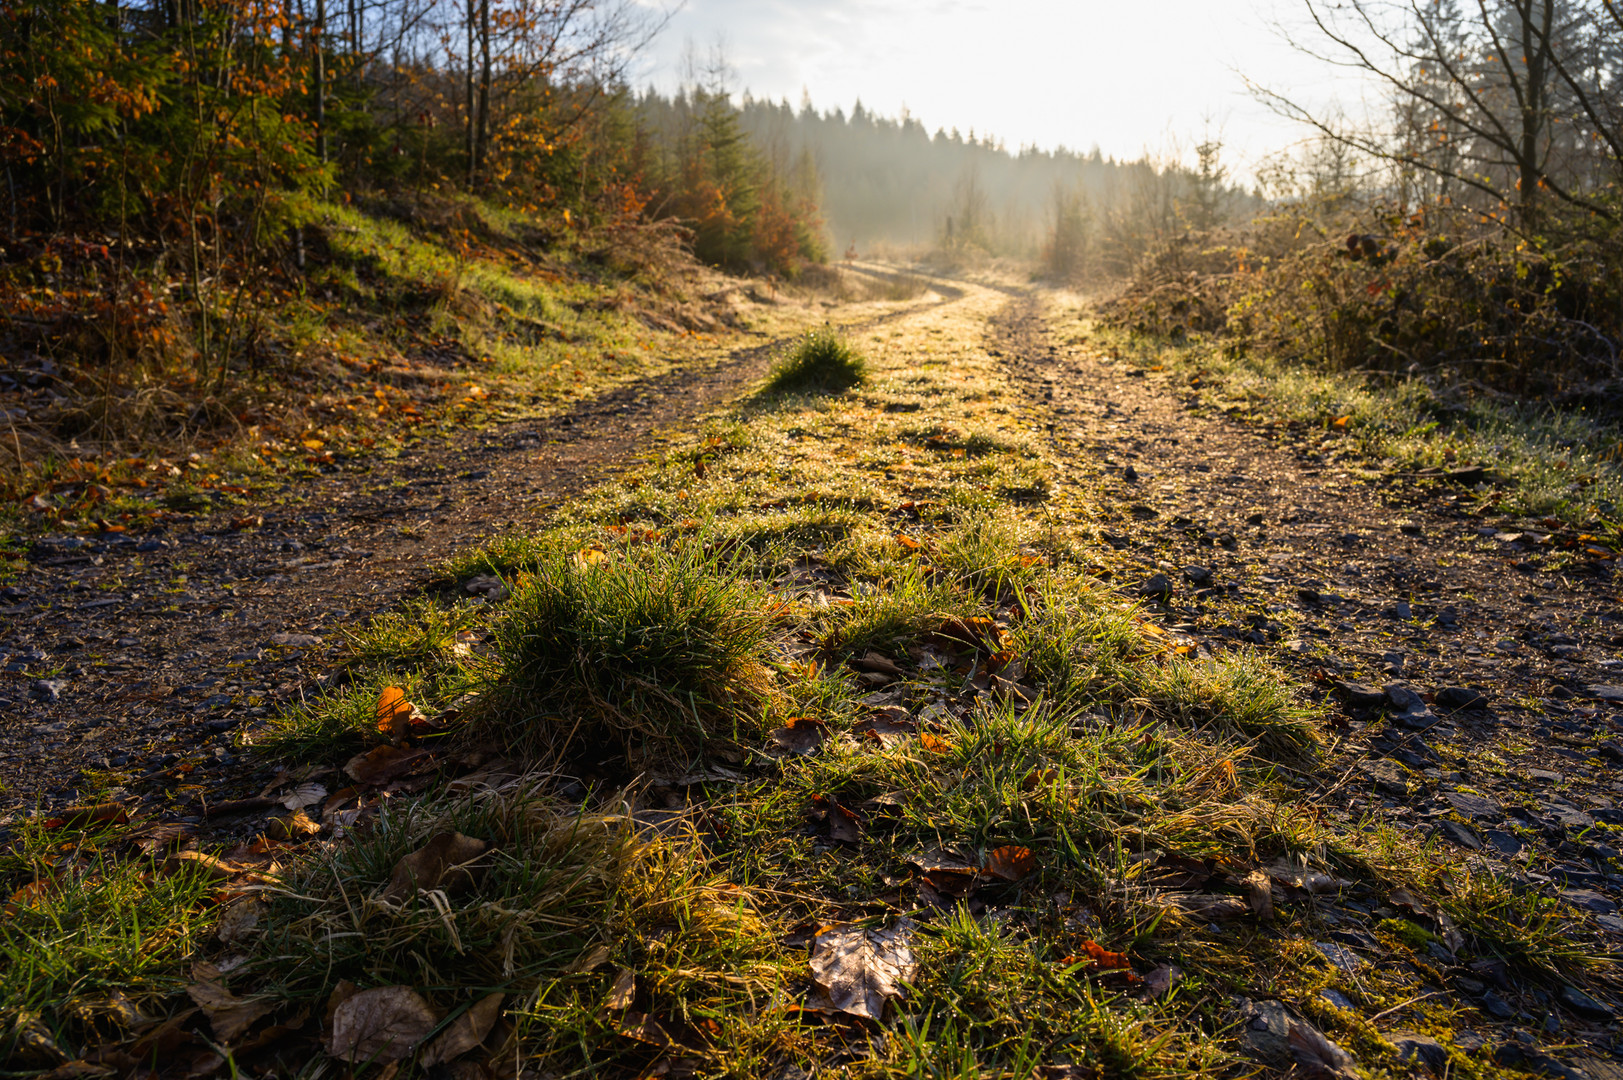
[487,541,777,761]
[763,329,869,395]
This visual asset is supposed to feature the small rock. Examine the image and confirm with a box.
[1437,686,1491,710]
[1140,573,1173,600]
[1122,465,1139,482]
[1391,1033,1448,1071]
[269,632,321,648]
[463,575,511,602]
[1480,990,1516,1019]
[1237,999,1356,1077]
[1435,819,1483,850]
[1586,685,1623,703]
[1315,941,1364,974]
[1484,830,1524,856]
[1560,889,1619,915]
[1399,522,1423,536]
[1443,791,1503,822]
[1320,988,1355,1011]
[1333,681,1386,709]
[29,679,67,703]
[1183,565,1212,586]
[1558,985,1612,1019]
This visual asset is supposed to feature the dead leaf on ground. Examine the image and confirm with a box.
[618,1012,674,1048]
[187,962,275,1042]
[917,731,952,753]
[983,845,1037,883]
[343,744,434,786]
[374,686,413,743]
[165,850,272,884]
[769,716,827,755]
[807,919,917,1022]
[1175,894,1250,920]
[605,969,636,1011]
[265,809,321,841]
[934,615,1005,650]
[280,782,327,811]
[1021,768,1058,792]
[853,713,915,748]
[1142,963,1182,999]
[852,651,904,676]
[1072,940,1132,972]
[420,992,504,1067]
[216,898,265,944]
[566,943,612,974]
[41,804,130,830]
[1242,869,1275,922]
[325,986,438,1064]
[380,832,489,902]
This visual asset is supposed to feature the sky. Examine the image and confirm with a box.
[633,0,1353,179]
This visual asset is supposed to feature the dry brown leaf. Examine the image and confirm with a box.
[1142,963,1182,999]
[265,809,322,841]
[566,943,612,974]
[380,832,490,903]
[983,845,1037,883]
[605,968,636,1010]
[1175,894,1250,920]
[420,993,504,1067]
[281,782,327,811]
[854,713,915,748]
[325,986,438,1064]
[215,898,264,945]
[343,744,434,786]
[769,716,827,755]
[852,651,904,676]
[1242,870,1275,922]
[807,919,917,1021]
[187,963,275,1042]
[618,1012,674,1048]
[374,687,413,743]
[41,804,129,830]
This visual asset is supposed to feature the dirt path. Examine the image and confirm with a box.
[0,279,963,814]
[994,291,1623,924]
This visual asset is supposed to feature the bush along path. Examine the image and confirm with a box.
[3,276,1622,1078]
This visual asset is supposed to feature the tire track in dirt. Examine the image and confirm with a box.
[0,277,970,812]
[990,291,1623,935]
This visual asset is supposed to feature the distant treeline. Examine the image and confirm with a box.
[703,93,1259,274]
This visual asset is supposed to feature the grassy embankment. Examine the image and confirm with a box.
[1057,293,1623,541]
[0,194,841,578]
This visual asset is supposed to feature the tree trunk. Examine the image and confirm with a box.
[313,0,327,164]
[476,0,491,183]
[464,0,474,185]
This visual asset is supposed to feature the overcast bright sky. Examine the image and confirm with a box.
[633,0,1353,178]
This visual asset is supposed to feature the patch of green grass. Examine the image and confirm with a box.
[764,329,870,395]
[486,541,778,761]
[0,824,218,1063]
[1084,317,1623,533]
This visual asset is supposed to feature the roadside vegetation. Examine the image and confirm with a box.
[1038,2,1623,538]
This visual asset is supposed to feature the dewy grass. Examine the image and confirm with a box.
[763,328,870,394]
[1080,314,1623,532]
[0,825,218,1062]
[487,541,777,761]
[61,279,1596,1080]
